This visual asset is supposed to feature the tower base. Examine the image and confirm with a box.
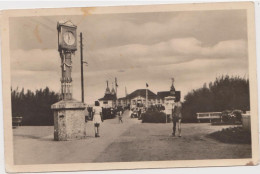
[51,99,86,141]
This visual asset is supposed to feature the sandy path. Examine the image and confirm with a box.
[13,111,139,164]
[13,113,251,164]
[94,123,251,162]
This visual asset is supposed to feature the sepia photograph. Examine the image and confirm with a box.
[1,2,259,173]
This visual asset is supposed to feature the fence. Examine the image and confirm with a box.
[196,112,222,123]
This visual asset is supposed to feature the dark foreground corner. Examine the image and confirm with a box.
[208,126,251,144]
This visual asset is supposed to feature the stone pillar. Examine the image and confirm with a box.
[60,51,73,100]
[52,100,86,141]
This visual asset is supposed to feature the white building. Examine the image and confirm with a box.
[100,80,181,112]
[157,83,181,116]
[118,89,158,109]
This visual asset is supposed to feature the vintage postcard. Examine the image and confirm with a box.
[1,2,259,173]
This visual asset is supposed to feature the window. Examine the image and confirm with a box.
[103,101,108,104]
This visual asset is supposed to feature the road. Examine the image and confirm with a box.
[13,110,251,165]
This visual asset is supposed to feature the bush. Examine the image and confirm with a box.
[208,127,251,144]
[219,109,242,124]
[221,110,232,122]
[211,110,242,125]
[141,110,167,123]
[232,110,242,122]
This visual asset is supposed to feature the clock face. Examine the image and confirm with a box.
[63,31,75,45]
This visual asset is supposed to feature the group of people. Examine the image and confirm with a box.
[129,107,144,118]
[91,97,182,138]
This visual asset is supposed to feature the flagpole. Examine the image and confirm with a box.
[115,77,117,107]
[115,77,117,96]
[146,84,148,109]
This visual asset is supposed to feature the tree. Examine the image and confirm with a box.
[182,75,250,123]
[11,87,60,125]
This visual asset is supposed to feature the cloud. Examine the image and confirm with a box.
[11,49,60,72]
[10,10,247,51]
[11,37,247,78]
[81,10,247,50]
[85,38,247,72]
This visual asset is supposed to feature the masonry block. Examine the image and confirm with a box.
[51,99,86,141]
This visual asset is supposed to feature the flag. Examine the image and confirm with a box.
[146,83,149,87]
[115,77,118,87]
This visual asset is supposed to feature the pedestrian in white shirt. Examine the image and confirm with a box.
[92,101,103,137]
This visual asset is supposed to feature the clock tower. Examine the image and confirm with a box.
[51,20,86,141]
[57,20,77,52]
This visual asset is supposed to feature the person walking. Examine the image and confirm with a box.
[92,101,103,137]
[118,110,123,123]
[138,108,142,119]
[172,97,182,137]
[129,108,133,118]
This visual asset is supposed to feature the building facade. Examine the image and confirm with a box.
[157,83,181,115]
[117,87,180,110]
[99,81,180,111]
[98,81,117,108]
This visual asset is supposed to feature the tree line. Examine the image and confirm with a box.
[11,87,59,125]
[11,75,250,125]
[182,75,250,123]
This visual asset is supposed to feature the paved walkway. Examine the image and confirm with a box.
[13,111,251,165]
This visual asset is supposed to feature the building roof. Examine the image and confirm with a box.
[99,93,117,101]
[105,80,111,94]
[118,97,126,100]
[105,86,111,94]
[157,91,171,99]
[126,89,158,99]
[157,91,181,100]
[111,87,116,95]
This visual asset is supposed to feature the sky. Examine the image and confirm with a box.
[10,10,249,104]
